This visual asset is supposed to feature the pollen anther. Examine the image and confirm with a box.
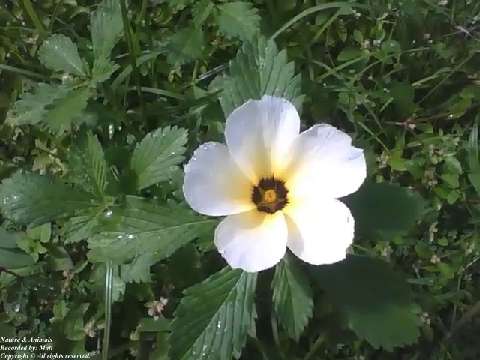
[252,177,288,214]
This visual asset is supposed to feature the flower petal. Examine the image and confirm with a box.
[286,124,367,200]
[183,142,254,216]
[225,95,300,182]
[214,210,288,272]
[285,198,354,265]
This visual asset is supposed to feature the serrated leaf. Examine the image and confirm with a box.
[90,0,123,62]
[272,255,313,341]
[312,256,420,350]
[63,214,100,244]
[215,2,260,41]
[0,248,35,269]
[0,228,34,269]
[130,126,188,191]
[192,0,214,26]
[43,86,90,134]
[345,182,425,238]
[6,83,70,126]
[120,254,153,283]
[166,27,205,65]
[68,132,108,197]
[84,132,108,196]
[88,196,216,264]
[0,172,95,227]
[215,37,302,116]
[91,58,119,84]
[170,267,257,360]
[38,34,87,76]
[91,264,125,303]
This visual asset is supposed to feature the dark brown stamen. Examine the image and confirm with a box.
[252,177,288,214]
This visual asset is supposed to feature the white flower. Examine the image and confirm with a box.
[183,96,367,272]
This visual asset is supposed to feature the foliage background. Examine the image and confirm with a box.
[0,0,479,359]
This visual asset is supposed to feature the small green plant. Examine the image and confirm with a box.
[0,0,479,359]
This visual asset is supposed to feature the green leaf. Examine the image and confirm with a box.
[68,132,108,197]
[272,255,313,341]
[43,86,90,134]
[215,37,302,116]
[215,2,260,41]
[192,0,215,26]
[139,317,170,332]
[389,82,417,118]
[130,126,188,191]
[0,228,35,269]
[170,267,257,360]
[337,47,365,62]
[88,196,216,264]
[91,58,119,84]
[5,83,70,126]
[0,227,22,249]
[63,214,101,244]
[38,34,87,76]
[312,256,420,350]
[467,119,480,194]
[120,254,153,283]
[63,303,89,341]
[0,248,34,269]
[345,182,424,238]
[90,0,123,62]
[0,172,95,226]
[166,26,205,65]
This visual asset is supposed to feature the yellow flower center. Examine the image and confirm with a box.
[263,189,277,203]
[252,177,288,214]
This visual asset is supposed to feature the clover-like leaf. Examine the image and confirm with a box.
[170,267,257,360]
[38,34,87,76]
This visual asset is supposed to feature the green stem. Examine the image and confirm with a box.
[271,2,365,40]
[21,0,47,36]
[304,334,326,360]
[120,0,145,118]
[102,261,113,360]
[0,64,48,80]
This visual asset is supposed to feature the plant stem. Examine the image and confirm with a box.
[304,334,326,360]
[21,0,47,37]
[102,261,113,360]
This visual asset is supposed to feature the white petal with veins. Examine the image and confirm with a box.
[214,210,288,272]
[286,124,367,200]
[183,142,254,216]
[225,95,300,182]
[285,198,354,265]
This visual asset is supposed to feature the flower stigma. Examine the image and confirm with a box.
[251,177,288,214]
